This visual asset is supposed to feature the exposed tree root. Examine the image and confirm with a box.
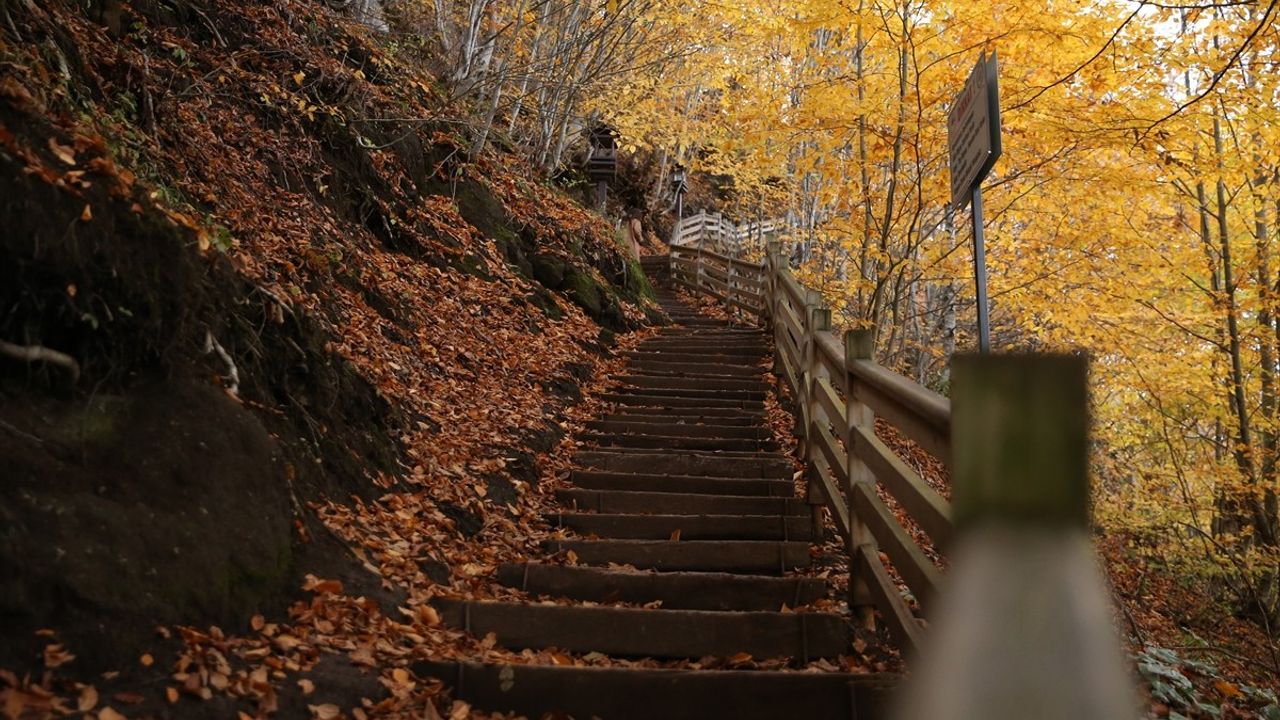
[0,339,80,383]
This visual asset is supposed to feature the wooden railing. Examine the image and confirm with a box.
[668,216,952,656]
[669,211,788,256]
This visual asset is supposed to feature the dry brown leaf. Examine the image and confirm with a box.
[77,685,98,712]
[113,691,145,705]
[43,643,75,669]
[297,678,315,696]
[449,700,471,720]
[309,703,341,719]
[80,204,92,221]
[48,138,75,165]
[165,687,179,704]
[98,708,127,720]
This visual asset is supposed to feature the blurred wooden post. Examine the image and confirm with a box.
[805,304,832,543]
[951,354,1090,530]
[845,328,877,625]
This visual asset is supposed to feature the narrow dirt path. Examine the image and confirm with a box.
[415,262,894,719]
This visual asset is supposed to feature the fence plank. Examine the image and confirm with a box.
[854,545,923,657]
[849,482,942,605]
[851,425,952,548]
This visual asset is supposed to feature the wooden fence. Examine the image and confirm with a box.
[668,218,952,656]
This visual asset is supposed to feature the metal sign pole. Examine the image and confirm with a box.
[971,186,991,353]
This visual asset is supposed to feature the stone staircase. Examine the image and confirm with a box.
[418,263,893,719]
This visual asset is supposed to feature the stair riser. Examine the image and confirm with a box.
[583,434,779,452]
[603,406,765,419]
[432,600,849,661]
[602,414,762,427]
[625,364,764,378]
[548,513,814,541]
[612,387,768,401]
[570,470,793,497]
[602,393,765,410]
[556,489,807,516]
[494,563,826,611]
[544,540,812,574]
[619,375,768,392]
[586,421,772,440]
[574,451,792,478]
[415,662,895,720]
[621,353,766,367]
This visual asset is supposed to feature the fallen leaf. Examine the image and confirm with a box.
[293,71,305,86]
[98,708,127,720]
[449,700,471,720]
[165,687,179,703]
[80,204,92,221]
[48,138,76,165]
[77,686,98,712]
[1214,679,1242,698]
[139,653,154,667]
[43,643,75,669]
[391,668,410,685]
[297,679,315,696]
[113,692,145,705]
[417,605,440,626]
[309,703,341,719]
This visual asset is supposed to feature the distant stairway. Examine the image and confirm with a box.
[418,257,893,719]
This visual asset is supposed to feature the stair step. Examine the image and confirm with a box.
[625,362,763,378]
[619,375,767,392]
[587,420,772,440]
[495,563,827,610]
[415,662,894,720]
[583,432,779,452]
[602,412,762,426]
[556,490,807,516]
[605,405,764,420]
[636,345,765,357]
[622,353,767,367]
[431,599,849,660]
[612,386,767,402]
[544,539,811,573]
[570,470,793,496]
[601,392,765,410]
[574,449,793,478]
[547,512,814,541]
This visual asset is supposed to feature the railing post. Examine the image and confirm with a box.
[804,303,832,543]
[765,241,781,367]
[799,289,823,442]
[845,328,877,627]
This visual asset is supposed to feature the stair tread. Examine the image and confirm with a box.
[431,598,849,660]
[494,563,827,610]
[415,661,894,720]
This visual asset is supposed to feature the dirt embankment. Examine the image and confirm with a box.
[0,0,654,693]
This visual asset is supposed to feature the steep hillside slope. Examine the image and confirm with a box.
[0,0,656,715]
